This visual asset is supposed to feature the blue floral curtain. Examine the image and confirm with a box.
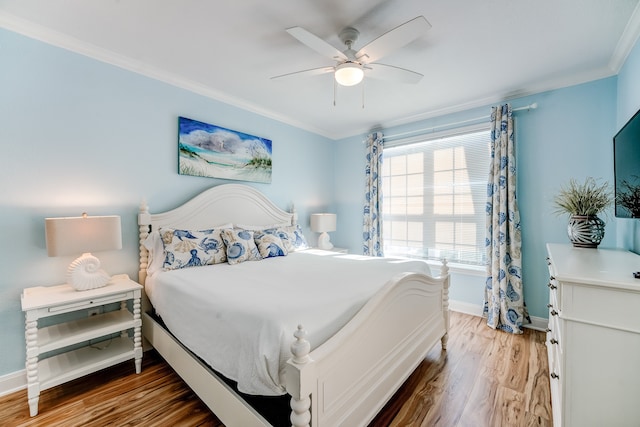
[363,131,384,256]
[483,104,529,333]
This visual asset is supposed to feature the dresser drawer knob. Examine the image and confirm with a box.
[550,310,558,316]
[550,372,559,379]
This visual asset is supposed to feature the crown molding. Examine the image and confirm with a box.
[2,8,638,142]
[0,11,335,140]
[609,1,640,72]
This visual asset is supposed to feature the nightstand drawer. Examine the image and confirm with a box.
[47,292,131,314]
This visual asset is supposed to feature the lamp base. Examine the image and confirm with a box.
[317,232,334,250]
[67,253,111,291]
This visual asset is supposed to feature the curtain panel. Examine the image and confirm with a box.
[483,104,529,333]
[363,131,384,256]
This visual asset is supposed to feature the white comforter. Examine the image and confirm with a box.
[146,249,433,395]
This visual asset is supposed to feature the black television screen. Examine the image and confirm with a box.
[614,108,640,218]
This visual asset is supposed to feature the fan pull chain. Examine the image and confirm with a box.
[332,76,367,108]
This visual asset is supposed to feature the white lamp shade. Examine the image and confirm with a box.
[45,215,122,257]
[334,62,364,86]
[45,214,122,291]
[310,213,337,233]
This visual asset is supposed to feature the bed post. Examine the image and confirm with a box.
[286,325,315,427]
[440,258,450,350]
[138,199,151,286]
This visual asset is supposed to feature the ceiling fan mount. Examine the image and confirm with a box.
[338,27,360,52]
[271,16,432,88]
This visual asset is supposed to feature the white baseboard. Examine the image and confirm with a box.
[0,369,26,397]
[0,300,548,397]
[448,300,484,317]
[448,300,547,332]
[526,316,548,332]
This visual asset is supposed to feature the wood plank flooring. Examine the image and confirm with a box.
[0,312,552,427]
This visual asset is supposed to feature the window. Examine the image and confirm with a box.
[381,124,491,265]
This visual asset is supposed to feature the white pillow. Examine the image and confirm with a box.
[143,231,165,276]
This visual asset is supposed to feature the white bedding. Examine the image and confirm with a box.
[146,249,433,396]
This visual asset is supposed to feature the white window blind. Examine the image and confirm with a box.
[382,124,491,265]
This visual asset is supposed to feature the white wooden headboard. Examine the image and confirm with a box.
[138,183,296,284]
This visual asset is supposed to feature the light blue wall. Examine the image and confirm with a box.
[2,25,639,378]
[615,37,640,251]
[334,77,619,321]
[0,29,334,376]
[517,79,618,318]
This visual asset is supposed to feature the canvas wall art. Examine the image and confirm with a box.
[178,116,272,183]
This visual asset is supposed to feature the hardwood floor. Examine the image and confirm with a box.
[0,312,551,427]
[368,312,552,427]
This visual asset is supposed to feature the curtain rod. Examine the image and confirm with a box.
[383,102,538,141]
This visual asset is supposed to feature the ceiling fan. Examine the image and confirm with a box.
[272,16,432,88]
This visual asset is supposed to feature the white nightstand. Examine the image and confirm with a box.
[21,274,142,416]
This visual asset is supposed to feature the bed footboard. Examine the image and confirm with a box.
[286,261,450,427]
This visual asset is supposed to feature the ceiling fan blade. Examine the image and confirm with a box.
[286,27,348,61]
[365,63,423,84]
[356,16,431,63]
[270,66,335,81]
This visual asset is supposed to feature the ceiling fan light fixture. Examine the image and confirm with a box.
[334,62,364,86]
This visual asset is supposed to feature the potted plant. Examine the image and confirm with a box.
[553,177,613,248]
[616,176,640,218]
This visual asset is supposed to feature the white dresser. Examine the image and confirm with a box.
[546,243,640,427]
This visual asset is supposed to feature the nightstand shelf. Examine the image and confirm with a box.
[21,275,142,417]
[38,336,136,390]
[37,310,136,353]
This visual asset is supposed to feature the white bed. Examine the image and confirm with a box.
[138,183,450,427]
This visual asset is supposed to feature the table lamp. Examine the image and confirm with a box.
[45,213,122,291]
[310,213,337,250]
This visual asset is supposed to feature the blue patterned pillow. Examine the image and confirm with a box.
[221,229,262,265]
[254,231,288,258]
[264,224,308,252]
[159,227,228,270]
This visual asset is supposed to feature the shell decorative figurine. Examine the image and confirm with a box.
[67,253,111,291]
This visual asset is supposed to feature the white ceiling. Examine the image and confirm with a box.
[1,0,640,140]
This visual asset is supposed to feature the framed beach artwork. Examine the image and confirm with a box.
[178,116,272,183]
